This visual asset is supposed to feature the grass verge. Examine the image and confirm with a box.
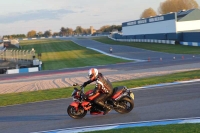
[17,39,130,70]
[1,69,200,107]
[85,123,200,133]
[92,37,200,54]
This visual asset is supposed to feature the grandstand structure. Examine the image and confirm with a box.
[0,40,39,74]
[112,8,200,43]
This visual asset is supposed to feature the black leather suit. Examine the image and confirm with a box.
[83,73,113,109]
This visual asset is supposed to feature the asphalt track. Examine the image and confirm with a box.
[0,38,200,132]
[0,82,200,133]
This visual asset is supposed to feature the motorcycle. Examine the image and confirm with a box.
[67,83,134,119]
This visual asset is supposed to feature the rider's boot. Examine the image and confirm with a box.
[103,104,112,115]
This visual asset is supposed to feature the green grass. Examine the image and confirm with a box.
[92,37,200,54]
[1,69,200,107]
[18,39,130,70]
[85,123,200,133]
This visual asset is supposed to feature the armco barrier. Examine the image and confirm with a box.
[18,35,105,41]
[180,42,200,47]
[108,36,175,44]
[6,67,39,74]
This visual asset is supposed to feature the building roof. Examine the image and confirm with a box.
[177,9,195,18]
[177,8,200,21]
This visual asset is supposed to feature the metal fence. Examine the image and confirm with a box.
[0,50,35,62]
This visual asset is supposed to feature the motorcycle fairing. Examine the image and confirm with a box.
[85,90,93,95]
[81,101,92,110]
[112,86,127,99]
[70,101,79,111]
[90,111,104,115]
[88,92,100,101]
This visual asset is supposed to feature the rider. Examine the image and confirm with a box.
[81,68,113,115]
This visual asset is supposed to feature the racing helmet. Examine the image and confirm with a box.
[88,68,98,80]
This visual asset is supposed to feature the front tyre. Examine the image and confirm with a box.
[67,105,87,119]
[114,97,134,114]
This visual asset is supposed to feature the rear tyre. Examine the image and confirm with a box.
[67,105,87,119]
[114,97,134,114]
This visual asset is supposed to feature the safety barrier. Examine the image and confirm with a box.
[180,42,200,46]
[109,36,200,47]
[6,67,39,74]
[108,36,175,44]
[19,34,104,41]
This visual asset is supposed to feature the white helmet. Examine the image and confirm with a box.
[88,68,98,80]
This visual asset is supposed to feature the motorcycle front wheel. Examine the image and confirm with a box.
[67,105,87,119]
[114,97,134,114]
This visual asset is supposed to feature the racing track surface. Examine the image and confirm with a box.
[68,38,200,61]
[0,37,200,132]
[0,82,200,133]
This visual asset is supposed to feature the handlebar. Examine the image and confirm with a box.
[73,83,84,93]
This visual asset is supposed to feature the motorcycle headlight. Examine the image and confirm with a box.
[73,97,79,101]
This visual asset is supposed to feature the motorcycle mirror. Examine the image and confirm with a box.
[73,83,78,86]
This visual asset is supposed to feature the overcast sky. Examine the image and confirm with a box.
[0,0,200,36]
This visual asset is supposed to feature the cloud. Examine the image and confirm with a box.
[0,9,76,24]
[93,15,100,17]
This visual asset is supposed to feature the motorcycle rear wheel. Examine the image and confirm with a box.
[67,105,87,119]
[114,97,134,114]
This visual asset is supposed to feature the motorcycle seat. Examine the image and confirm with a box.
[112,86,127,95]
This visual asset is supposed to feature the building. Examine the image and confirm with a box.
[90,26,96,34]
[121,8,200,42]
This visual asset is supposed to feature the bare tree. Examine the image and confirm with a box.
[158,0,199,14]
[140,8,157,18]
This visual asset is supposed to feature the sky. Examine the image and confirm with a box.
[0,0,200,36]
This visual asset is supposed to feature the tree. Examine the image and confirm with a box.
[75,26,84,35]
[44,30,51,37]
[99,25,122,33]
[53,32,59,36]
[37,31,43,37]
[99,25,110,32]
[66,28,74,35]
[27,30,36,38]
[158,0,199,14]
[3,34,26,39]
[83,28,90,34]
[140,8,157,18]
[60,27,67,36]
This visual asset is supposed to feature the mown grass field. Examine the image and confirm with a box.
[86,123,200,133]
[19,39,130,70]
[1,69,200,107]
[92,37,200,54]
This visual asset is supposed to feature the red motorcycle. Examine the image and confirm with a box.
[67,83,134,119]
